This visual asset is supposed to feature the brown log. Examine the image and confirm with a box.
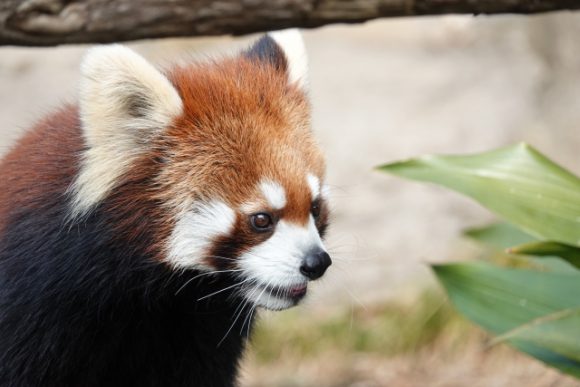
[1,0,580,46]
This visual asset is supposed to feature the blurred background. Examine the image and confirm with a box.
[1,11,580,386]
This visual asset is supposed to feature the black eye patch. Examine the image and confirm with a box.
[204,214,275,269]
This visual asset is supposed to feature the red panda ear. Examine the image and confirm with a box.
[245,29,308,89]
[71,45,183,217]
[79,44,182,139]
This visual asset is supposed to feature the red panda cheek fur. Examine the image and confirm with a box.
[0,32,328,387]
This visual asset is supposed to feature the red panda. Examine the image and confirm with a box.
[0,30,331,386]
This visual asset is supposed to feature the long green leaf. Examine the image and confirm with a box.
[433,261,580,377]
[378,143,580,246]
[508,241,580,269]
[493,309,580,363]
[464,222,536,249]
[462,223,576,273]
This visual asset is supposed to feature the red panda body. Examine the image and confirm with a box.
[0,32,331,386]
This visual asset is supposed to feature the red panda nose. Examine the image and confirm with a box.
[300,250,332,280]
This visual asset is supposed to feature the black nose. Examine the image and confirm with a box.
[300,250,332,280]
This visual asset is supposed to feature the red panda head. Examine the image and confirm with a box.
[72,30,330,311]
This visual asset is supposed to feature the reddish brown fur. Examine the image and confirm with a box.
[0,105,82,235]
[0,105,175,261]
[102,154,174,259]
[158,56,325,227]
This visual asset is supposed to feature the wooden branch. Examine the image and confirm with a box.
[1,0,579,46]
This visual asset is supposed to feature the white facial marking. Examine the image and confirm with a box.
[239,217,326,310]
[268,29,308,88]
[167,201,236,268]
[250,284,295,311]
[321,184,331,200]
[260,180,287,210]
[307,174,320,199]
[70,45,183,218]
[240,201,262,214]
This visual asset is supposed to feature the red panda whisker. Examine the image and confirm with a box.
[192,268,244,279]
[325,243,354,254]
[197,277,254,302]
[254,277,274,309]
[338,257,375,263]
[325,249,373,263]
[241,278,261,303]
[217,299,252,348]
[174,269,245,296]
[239,289,260,336]
[244,304,258,338]
[219,286,260,347]
[328,269,368,311]
[239,295,259,337]
[274,280,284,302]
[173,276,197,296]
[242,244,297,257]
[266,277,282,310]
[204,255,238,262]
[243,250,294,262]
[340,282,368,311]
[242,307,251,338]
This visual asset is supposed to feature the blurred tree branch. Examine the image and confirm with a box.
[1,0,579,46]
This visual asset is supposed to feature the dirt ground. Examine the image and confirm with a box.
[1,10,580,386]
[242,333,579,387]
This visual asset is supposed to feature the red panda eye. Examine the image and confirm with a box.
[250,213,274,232]
[311,201,321,218]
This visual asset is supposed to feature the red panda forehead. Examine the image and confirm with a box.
[164,147,323,220]
[160,56,325,215]
[167,57,307,126]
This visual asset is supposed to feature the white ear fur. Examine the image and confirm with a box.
[268,29,308,88]
[70,45,183,217]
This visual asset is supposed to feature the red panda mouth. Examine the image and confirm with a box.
[256,282,308,303]
[287,284,308,299]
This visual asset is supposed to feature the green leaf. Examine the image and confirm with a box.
[508,241,580,269]
[493,309,580,363]
[462,223,575,273]
[433,261,580,377]
[378,143,580,246]
[527,257,580,274]
[464,222,536,249]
